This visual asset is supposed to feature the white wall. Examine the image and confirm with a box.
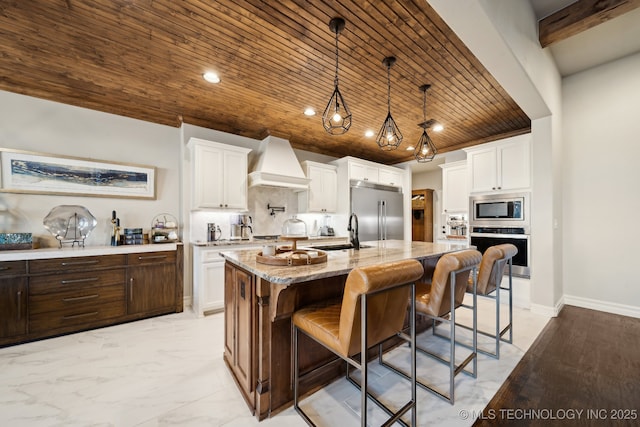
[429,0,563,316]
[0,90,180,247]
[562,52,640,316]
[412,169,442,191]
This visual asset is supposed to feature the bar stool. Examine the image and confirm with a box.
[293,259,424,426]
[380,249,482,405]
[462,243,518,359]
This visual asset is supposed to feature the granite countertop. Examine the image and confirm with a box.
[191,235,347,247]
[0,242,179,261]
[219,239,470,285]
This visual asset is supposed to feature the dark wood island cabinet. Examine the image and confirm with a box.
[220,239,470,420]
[0,261,28,339]
[0,244,183,347]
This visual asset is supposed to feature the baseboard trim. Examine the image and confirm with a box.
[184,296,192,308]
[530,299,563,317]
[563,295,640,319]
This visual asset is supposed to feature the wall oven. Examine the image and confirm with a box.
[470,193,531,278]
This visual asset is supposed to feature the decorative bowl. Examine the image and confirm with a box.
[43,205,97,247]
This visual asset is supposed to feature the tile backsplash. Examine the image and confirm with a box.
[190,186,343,242]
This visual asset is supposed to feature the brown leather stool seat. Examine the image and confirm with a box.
[293,259,424,426]
[460,243,518,358]
[380,249,482,405]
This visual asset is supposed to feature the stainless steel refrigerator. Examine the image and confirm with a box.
[350,180,404,241]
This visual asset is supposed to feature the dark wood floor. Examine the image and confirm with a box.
[474,305,640,426]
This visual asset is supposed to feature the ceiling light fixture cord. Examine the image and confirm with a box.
[415,84,438,163]
[322,17,351,135]
[376,56,402,150]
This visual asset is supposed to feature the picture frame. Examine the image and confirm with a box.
[0,148,156,199]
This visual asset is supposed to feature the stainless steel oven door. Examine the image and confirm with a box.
[470,233,530,278]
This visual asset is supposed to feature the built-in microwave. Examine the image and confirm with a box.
[469,192,530,231]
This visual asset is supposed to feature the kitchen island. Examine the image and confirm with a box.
[220,239,469,420]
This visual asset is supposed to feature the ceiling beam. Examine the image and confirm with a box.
[539,0,640,47]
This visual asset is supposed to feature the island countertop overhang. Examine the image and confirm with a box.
[219,239,471,285]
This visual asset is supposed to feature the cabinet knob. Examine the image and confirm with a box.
[219,204,223,207]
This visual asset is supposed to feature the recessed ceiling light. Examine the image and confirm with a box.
[304,108,316,116]
[432,123,444,132]
[364,130,374,137]
[203,72,220,83]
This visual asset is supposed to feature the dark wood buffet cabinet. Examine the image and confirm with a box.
[0,245,183,347]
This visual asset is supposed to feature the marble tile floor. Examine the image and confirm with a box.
[0,296,549,427]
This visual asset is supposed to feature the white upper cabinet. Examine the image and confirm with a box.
[338,157,404,188]
[378,167,403,187]
[349,160,379,182]
[465,135,531,194]
[440,161,468,213]
[298,161,338,213]
[188,138,252,210]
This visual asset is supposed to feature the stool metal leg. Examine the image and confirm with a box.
[361,292,368,427]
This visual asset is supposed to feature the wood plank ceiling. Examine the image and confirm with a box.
[0,0,531,165]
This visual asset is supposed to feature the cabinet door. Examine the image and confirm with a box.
[498,139,530,190]
[222,150,249,210]
[321,167,338,212]
[128,263,176,315]
[378,167,403,187]
[193,144,224,209]
[224,263,236,361]
[468,147,497,192]
[307,165,324,212]
[0,277,27,338]
[234,267,254,398]
[349,161,378,182]
[202,259,225,313]
[443,164,468,212]
[307,166,337,212]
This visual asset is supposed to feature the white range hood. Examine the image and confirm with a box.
[248,136,310,190]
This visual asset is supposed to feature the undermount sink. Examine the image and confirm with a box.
[309,243,373,251]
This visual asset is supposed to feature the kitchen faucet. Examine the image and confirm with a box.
[348,213,360,250]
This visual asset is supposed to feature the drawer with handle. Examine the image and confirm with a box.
[127,251,176,266]
[29,269,126,295]
[0,261,27,277]
[29,254,126,273]
[29,284,125,332]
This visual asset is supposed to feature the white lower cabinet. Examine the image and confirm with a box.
[193,247,225,316]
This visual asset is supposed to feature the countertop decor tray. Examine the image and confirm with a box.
[256,248,327,266]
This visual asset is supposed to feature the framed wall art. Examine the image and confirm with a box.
[0,148,156,199]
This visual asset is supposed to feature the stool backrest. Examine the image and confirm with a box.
[476,244,518,295]
[426,250,482,317]
[339,259,424,357]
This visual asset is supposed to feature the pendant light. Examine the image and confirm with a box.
[376,57,402,150]
[322,17,352,135]
[415,84,438,162]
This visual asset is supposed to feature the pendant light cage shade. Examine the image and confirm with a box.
[377,56,402,150]
[415,127,437,162]
[415,84,438,162]
[376,112,403,151]
[322,17,352,135]
[322,85,352,135]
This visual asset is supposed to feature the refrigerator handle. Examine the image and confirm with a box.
[378,200,383,240]
[381,200,387,240]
